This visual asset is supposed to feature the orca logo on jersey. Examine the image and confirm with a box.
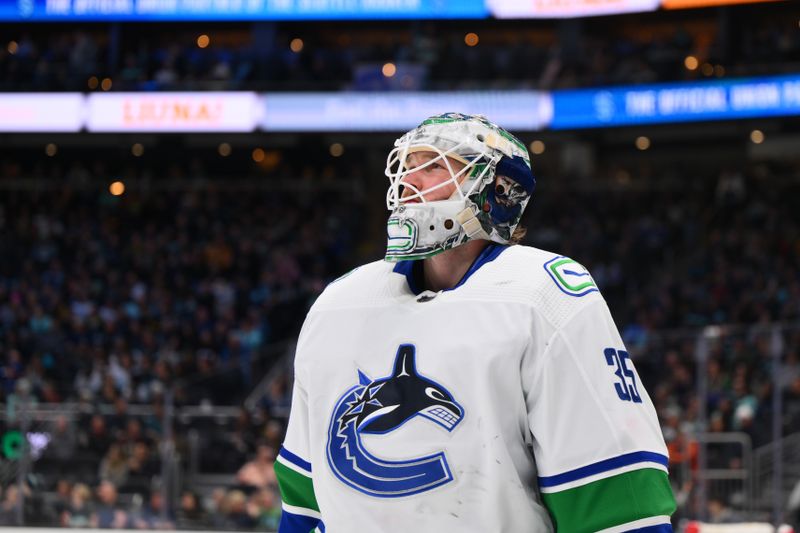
[326,344,464,498]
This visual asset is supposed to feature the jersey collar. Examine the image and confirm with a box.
[392,243,508,296]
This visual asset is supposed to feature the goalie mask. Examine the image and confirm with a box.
[384,112,535,261]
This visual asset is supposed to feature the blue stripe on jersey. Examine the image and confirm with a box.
[537,451,669,488]
[625,524,672,532]
[279,446,312,472]
[392,260,421,295]
[392,243,508,295]
[318,521,326,532]
[451,243,508,291]
[278,508,319,533]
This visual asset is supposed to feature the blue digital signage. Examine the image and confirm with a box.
[0,0,780,22]
[2,75,800,133]
[0,0,487,21]
[550,75,800,129]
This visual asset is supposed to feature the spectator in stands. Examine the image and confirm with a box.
[785,376,800,433]
[5,377,37,422]
[107,397,130,434]
[0,485,20,525]
[208,487,228,529]
[261,375,291,415]
[221,489,256,530]
[141,400,164,439]
[153,57,179,87]
[139,489,174,529]
[261,419,285,451]
[99,443,129,488]
[0,350,24,402]
[176,490,206,529]
[51,479,73,521]
[236,443,278,491]
[125,441,158,490]
[62,483,93,527]
[93,481,126,528]
[706,497,742,523]
[46,415,78,462]
[67,32,98,87]
[705,414,735,467]
[249,488,281,530]
[119,53,145,88]
[666,425,698,475]
[82,414,113,458]
[121,418,149,450]
[225,408,257,469]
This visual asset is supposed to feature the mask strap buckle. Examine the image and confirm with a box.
[455,207,489,239]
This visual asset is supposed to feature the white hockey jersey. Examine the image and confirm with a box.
[275,244,675,533]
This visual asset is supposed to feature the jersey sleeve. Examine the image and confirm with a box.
[524,297,676,533]
[275,373,322,533]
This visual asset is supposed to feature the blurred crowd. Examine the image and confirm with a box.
[0,150,798,528]
[530,166,799,331]
[0,153,800,529]
[44,481,282,531]
[0,410,286,529]
[1,5,799,92]
[0,155,360,529]
[523,163,800,523]
[0,479,280,529]
[525,163,800,441]
[0,163,360,407]
[1,1,799,528]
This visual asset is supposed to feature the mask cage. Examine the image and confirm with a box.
[385,139,497,210]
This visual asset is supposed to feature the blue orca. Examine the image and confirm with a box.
[338,344,463,434]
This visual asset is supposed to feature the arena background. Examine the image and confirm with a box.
[1,0,800,531]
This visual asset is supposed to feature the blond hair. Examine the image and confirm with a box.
[509,224,527,245]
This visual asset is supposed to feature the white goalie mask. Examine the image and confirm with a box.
[384,113,535,261]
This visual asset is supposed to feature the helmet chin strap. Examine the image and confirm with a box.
[455,206,489,240]
[445,185,489,241]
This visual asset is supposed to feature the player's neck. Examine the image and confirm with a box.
[422,239,490,292]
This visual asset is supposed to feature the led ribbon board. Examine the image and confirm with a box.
[0,94,83,132]
[2,74,800,133]
[550,75,800,129]
[0,0,487,21]
[86,92,260,132]
[260,92,553,132]
[487,0,660,18]
[661,0,782,8]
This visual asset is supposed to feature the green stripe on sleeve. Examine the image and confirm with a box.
[275,460,320,512]
[541,468,676,533]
